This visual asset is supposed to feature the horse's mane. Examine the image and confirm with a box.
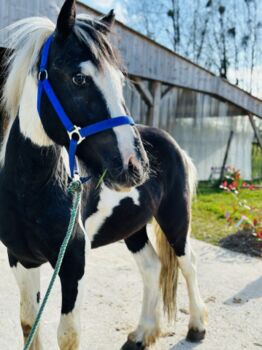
[0,17,55,165]
[1,17,55,120]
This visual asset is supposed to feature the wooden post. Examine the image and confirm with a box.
[132,78,163,127]
[152,82,162,128]
[148,81,162,127]
[248,114,262,149]
[220,130,234,182]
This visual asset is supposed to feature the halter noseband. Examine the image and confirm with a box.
[37,35,135,182]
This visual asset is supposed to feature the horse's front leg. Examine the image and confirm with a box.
[8,252,42,350]
[57,228,90,350]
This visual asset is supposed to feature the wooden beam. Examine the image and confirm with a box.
[249,114,262,149]
[132,78,153,106]
[162,86,175,99]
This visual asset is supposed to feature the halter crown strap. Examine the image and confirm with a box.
[37,35,135,181]
[39,35,53,72]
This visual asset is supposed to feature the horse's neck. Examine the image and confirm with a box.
[4,118,62,190]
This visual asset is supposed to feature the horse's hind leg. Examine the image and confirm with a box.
[156,193,207,342]
[8,253,42,350]
[177,237,207,341]
[121,226,161,350]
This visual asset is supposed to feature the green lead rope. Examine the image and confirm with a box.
[23,179,82,350]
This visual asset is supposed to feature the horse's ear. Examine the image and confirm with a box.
[98,9,115,33]
[56,0,76,37]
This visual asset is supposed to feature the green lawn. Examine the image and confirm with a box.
[191,182,262,245]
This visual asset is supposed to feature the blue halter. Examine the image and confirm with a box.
[37,35,135,182]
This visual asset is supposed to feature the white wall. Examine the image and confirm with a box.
[173,116,254,180]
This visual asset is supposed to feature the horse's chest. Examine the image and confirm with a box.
[0,178,70,247]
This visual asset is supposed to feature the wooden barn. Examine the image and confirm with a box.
[0,0,261,180]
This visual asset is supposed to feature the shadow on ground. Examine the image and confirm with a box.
[224,276,262,305]
[170,339,203,350]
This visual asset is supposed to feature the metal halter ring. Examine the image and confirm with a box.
[68,126,85,144]
[38,70,48,81]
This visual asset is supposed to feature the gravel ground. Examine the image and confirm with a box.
[0,238,261,350]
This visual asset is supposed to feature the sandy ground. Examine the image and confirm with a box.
[0,238,261,350]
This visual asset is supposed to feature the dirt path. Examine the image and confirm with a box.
[0,238,261,350]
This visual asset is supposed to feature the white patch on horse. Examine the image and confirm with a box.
[128,240,161,346]
[85,185,140,242]
[80,60,136,166]
[12,264,42,348]
[61,146,71,175]
[78,201,91,262]
[19,75,54,147]
[58,313,81,350]
[177,239,208,332]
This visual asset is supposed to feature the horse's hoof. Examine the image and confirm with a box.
[121,340,146,350]
[186,328,206,342]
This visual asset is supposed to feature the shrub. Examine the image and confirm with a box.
[219,167,262,240]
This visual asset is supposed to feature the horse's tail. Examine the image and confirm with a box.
[153,150,197,322]
[153,218,179,322]
[182,149,198,203]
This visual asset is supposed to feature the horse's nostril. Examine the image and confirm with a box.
[128,155,140,175]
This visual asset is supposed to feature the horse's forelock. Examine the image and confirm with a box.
[73,15,121,71]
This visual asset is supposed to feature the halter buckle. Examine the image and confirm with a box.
[68,126,85,144]
[38,70,48,81]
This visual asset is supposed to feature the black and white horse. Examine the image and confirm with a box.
[0,1,207,349]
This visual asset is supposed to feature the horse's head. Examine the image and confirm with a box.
[38,0,149,191]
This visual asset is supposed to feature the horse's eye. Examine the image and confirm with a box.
[72,73,87,86]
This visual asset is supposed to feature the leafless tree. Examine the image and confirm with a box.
[126,0,262,95]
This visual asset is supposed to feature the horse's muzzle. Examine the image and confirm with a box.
[106,157,149,192]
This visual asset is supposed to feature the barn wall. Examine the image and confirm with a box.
[0,0,64,46]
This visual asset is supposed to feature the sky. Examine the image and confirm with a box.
[81,0,127,22]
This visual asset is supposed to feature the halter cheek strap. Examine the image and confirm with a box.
[37,35,135,181]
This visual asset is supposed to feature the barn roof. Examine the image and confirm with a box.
[77,1,262,119]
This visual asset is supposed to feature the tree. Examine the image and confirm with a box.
[126,0,262,96]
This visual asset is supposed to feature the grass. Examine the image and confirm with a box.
[191,182,262,245]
